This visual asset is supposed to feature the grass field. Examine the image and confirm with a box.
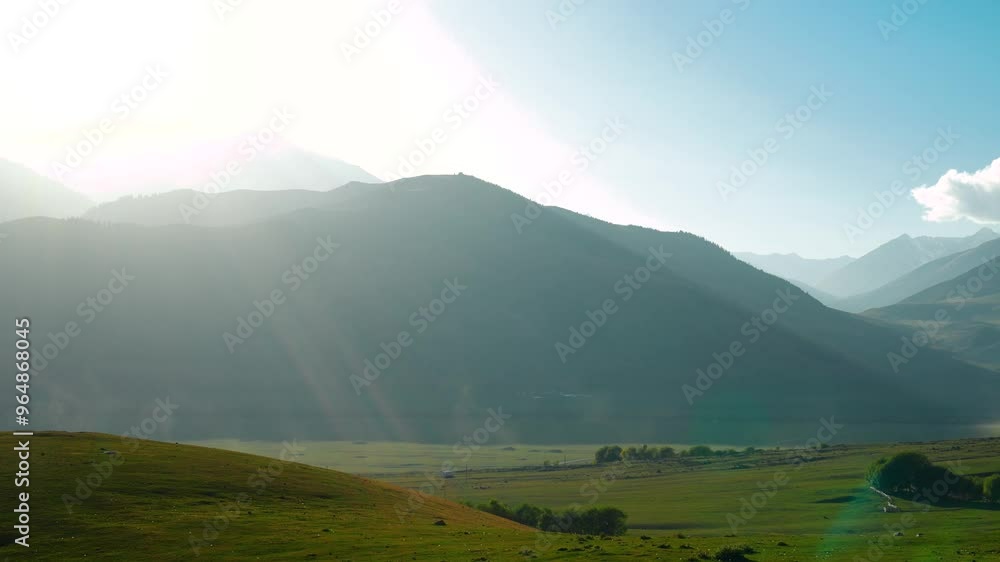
[2,432,999,560]
[201,436,1000,560]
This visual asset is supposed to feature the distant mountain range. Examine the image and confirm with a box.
[1,146,380,225]
[84,188,335,226]
[738,229,1000,313]
[0,159,92,222]
[816,229,999,298]
[734,252,855,287]
[2,175,996,444]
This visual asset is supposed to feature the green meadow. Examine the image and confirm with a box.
[3,433,999,560]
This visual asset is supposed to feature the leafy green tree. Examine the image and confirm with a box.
[657,446,675,459]
[687,445,713,457]
[478,499,514,520]
[514,503,543,527]
[865,452,933,494]
[595,446,622,464]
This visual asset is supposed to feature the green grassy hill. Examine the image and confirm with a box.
[0,432,541,561]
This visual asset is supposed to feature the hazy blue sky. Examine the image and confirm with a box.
[430,0,1000,257]
[3,0,998,258]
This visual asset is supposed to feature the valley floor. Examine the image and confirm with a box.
[2,433,999,560]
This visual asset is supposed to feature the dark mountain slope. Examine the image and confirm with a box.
[1,176,996,443]
[865,257,1000,369]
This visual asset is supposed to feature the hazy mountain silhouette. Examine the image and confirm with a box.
[817,229,999,298]
[836,233,1000,312]
[2,175,996,443]
[84,189,334,226]
[735,252,854,287]
[0,158,92,222]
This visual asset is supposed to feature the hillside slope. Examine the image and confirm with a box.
[0,432,536,561]
[865,257,1000,369]
[0,175,997,444]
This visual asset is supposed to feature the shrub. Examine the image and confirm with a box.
[714,544,756,561]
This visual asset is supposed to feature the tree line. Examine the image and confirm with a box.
[594,444,749,463]
[469,499,627,536]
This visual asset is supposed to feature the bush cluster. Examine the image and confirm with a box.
[472,499,627,535]
[595,444,751,463]
[865,451,985,500]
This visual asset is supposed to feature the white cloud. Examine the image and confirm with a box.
[913,156,1000,223]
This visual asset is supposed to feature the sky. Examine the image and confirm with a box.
[1,0,999,258]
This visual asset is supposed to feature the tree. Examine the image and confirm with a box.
[657,446,675,459]
[514,503,543,527]
[865,452,933,494]
[595,445,623,464]
[687,445,713,457]
[478,499,514,520]
[984,475,1000,503]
